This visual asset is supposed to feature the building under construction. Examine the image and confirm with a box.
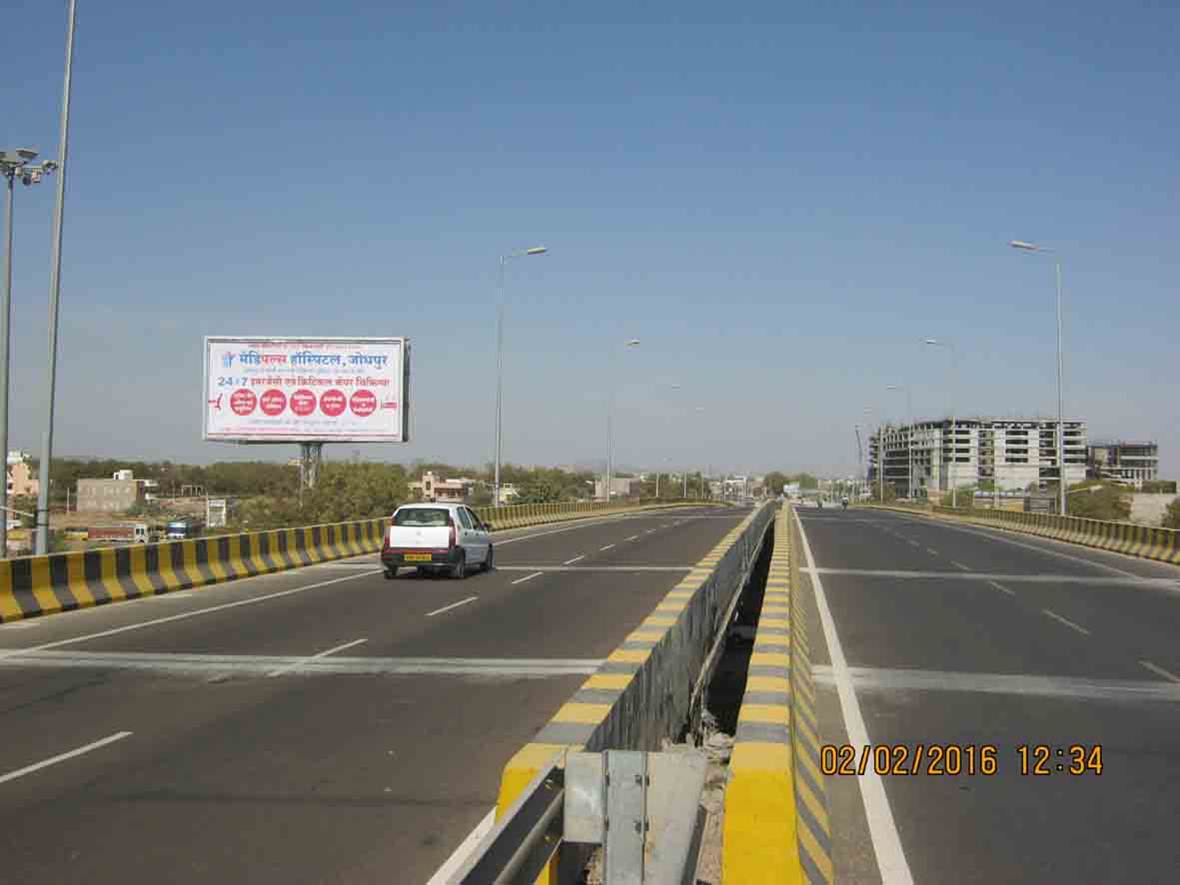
[868,417,1088,498]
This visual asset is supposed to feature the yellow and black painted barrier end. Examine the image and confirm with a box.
[723,503,832,884]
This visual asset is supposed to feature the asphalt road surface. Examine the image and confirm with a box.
[794,506,1180,884]
[0,505,745,885]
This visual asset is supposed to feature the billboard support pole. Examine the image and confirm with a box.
[300,442,323,496]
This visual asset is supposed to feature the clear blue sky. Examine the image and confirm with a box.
[4,1,1177,477]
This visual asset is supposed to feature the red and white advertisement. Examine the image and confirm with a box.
[203,337,410,443]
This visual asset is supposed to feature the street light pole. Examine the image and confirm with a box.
[493,245,546,508]
[35,0,77,556]
[924,338,958,507]
[606,338,640,502]
[1011,240,1067,516]
[1,151,56,556]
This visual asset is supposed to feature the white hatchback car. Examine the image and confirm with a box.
[380,502,494,579]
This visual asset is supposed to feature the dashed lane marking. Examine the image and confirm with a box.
[0,731,134,786]
[267,638,369,678]
[1041,609,1091,636]
[563,555,585,565]
[425,597,478,618]
[1139,660,1180,683]
[511,571,544,585]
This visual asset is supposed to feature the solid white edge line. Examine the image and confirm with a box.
[425,596,479,618]
[794,508,914,885]
[0,731,133,785]
[563,555,585,565]
[511,571,544,585]
[426,807,496,885]
[0,571,383,662]
[266,637,368,678]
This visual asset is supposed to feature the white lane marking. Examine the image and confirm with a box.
[813,567,1179,588]
[0,731,133,786]
[0,651,603,677]
[0,620,43,628]
[988,581,1017,596]
[950,560,971,571]
[563,555,585,565]
[511,571,544,585]
[425,596,478,618]
[1139,660,1180,683]
[0,571,382,663]
[795,509,914,885]
[883,510,1143,578]
[907,540,920,547]
[811,665,1180,702]
[426,807,497,885]
[600,544,615,551]
[645,529,656,534]
[1041,609,1091,636]
[925,548,940,556]
[494,509,700,547]
[267,638,368,678]
[625,535,640,542]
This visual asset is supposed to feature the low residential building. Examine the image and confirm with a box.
[1087,441,1159,488]
[869,417,1088,498]
[497,484,520,505]
[410,470,476,503]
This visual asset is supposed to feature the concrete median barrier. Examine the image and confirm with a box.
[724,503,832,884]
[493,501,774,882]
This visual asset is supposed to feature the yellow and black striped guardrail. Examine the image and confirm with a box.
[724,503,832,884]
[916,506,1179,565]
[494,502,774,882]
[0,521,386,623]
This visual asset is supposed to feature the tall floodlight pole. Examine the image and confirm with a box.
[606,338,641,501]
[1,151,56,555]
[1011,240,1066,516]
[493,245,546,507]
[886,385,913,498]
[924,338,958,507]
[35,0,77,556]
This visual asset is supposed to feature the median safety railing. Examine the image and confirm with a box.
[452,501,776,882]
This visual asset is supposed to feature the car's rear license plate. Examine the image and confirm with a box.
[405,553,432,562]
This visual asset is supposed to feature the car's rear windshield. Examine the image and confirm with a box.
[393,508,450,527]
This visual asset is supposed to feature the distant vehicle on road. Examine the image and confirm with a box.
[381,502,493,579]
[165,520,202,540]
[88,523,157,544]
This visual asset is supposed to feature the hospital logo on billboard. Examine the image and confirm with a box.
[221,352,235,369]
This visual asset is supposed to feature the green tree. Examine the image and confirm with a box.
[789,473,819,490]
[1162,497,1180,530]
[1066,482,1130,522]
[763,471,789,497]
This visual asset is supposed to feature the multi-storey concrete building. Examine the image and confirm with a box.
[868,417,1088,498]
[1087,441,1159,488]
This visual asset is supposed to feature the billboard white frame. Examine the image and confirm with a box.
[202,336,411,444]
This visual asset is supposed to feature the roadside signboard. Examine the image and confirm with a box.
[203,337,410,443]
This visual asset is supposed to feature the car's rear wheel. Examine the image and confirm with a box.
[482,545,494,572]
[383,568,398,580]
[451,551,467,580]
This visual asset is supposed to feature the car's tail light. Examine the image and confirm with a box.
[382,529,391,553]
[448,516,457,549]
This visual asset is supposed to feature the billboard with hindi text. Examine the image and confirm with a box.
[203,337,410,443]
